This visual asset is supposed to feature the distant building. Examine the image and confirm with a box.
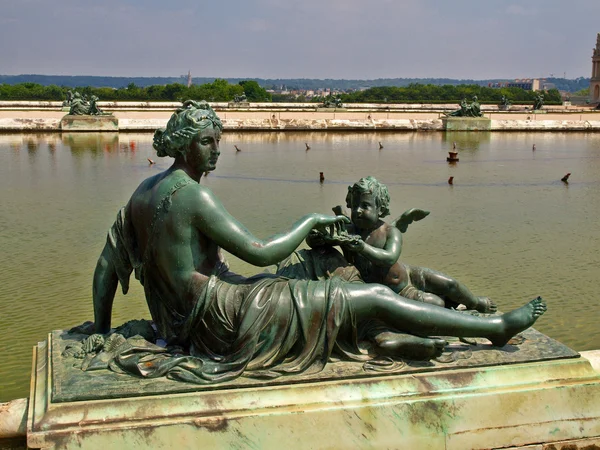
[590,33,600,102]
[489,79,549,91]
[187,71,192,88]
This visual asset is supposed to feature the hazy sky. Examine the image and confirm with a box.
[1,0,599,80]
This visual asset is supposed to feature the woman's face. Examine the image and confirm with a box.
[187,124,221,174]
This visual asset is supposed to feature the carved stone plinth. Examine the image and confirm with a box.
[60,115,118,132]
[228,102,250,108]
[443,117,491,131]
[26,329,600,449]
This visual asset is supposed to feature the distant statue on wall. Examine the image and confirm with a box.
[532,93,544,111]
[322,94,343,108]
[499,95,512,109]
[445,96,484,117]
[62,90,74,107]
[233,93,247,103]
[67,91,108,116]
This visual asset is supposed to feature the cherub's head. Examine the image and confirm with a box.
[346,177,390,227]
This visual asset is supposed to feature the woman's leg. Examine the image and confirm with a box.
[346,283,545,347]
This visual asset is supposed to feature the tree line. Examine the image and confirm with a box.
[337,84,562,104]
[0,80,272,102]
[0,80,561,105]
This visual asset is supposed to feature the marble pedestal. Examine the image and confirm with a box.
[27,329,600,449]
[443,117,491,131]
[60,115,118,132]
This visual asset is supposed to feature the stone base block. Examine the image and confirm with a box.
[443,117,491,131]
[60,115,118,132]
[228,102,250,108]
[26,330,600,449]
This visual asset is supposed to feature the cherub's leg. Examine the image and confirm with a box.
[362,319,445,360]
[421,292,446,308]
[346,283,546,347]
[371,330,446,360]
[394,283,445,308]
[409,265,497,313]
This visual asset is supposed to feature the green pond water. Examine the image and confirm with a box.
[1,130,599,402]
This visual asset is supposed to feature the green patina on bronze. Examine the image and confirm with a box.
[533,93,545,110]
[65,99,548,387]
[445,96,484,117]
[63,91,110,116]
[500,95,512,109]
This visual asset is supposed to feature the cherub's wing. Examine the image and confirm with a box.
[391,208,430,233]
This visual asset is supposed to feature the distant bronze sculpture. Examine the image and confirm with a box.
[500,95,512,109]
[67,91,108,116]
[445,96,484,117]
[62,90,74,107]
[533,94,544,110]
[321,94,343,108]
[233,93,247,103]
[68,100,546,384]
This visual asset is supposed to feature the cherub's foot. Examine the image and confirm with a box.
[373,331,446,361]
[489,296,547,347]
[474,296,497,313]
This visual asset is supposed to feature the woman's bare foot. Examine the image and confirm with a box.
[474,296,497,313]
[373,331,446,360]
[489,296,547,347]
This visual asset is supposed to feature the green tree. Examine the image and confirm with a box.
[239,80,272,102]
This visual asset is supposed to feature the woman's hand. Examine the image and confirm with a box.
[312,214,350,237]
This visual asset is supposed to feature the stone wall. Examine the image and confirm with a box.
[1,102,600,131]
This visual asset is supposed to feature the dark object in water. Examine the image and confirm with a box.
[447,151,459,162]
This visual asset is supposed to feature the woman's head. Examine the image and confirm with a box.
[153,100,223,158]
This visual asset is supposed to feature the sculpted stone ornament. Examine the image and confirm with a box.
[67,100,546,385]
[445,96,484,117]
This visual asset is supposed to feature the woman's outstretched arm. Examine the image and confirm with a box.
[190,185,348,267]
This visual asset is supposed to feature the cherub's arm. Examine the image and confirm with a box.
[345,226,402,267]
